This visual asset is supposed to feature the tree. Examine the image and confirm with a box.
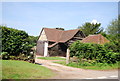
[27,36,38,47]
[78,22,103,36]
[105,16,120,42]
[106,15,120,35]
[104,16,120,53]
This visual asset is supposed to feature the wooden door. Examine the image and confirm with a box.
[36,41,44,56]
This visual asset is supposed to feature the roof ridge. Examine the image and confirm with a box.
[44,28,64,31]
[43,27,81,43]
[44,27,79,31]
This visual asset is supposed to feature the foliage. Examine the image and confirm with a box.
[102,15,120,53]
[78,22,103,36]
[1,26,32,56]
[103,31,120,56]
[106,15,120,35]
[104,42,120,53]
[2,60,54,79]
[1,52,9,60]
[27,35,38,47]
[69,41,120,64]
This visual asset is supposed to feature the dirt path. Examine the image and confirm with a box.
[35,58,118,79]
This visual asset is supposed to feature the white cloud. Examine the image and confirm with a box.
[91,19,99,24]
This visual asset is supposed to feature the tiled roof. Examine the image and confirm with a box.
[81,34,110,44]
[43,28,80,43]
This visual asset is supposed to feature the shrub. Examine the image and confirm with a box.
[1,26,32,57]
[104,42,119,53]
[1,52,10,60]
[1,26,35,62]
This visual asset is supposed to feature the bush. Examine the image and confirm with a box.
[104,42,119,53]
[1,26,35,62]
[69,40,119,64]
[1,52,10,60]
[1,26,32,57]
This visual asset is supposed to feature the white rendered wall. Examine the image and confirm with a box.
[44,41,48,57]
[38,30,47,41]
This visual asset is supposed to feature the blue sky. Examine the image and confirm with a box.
[2,2,118,36]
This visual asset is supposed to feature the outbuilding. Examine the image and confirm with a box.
[81,34,110,44]
[36,28,85,57]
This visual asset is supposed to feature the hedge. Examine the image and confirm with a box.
[69,41,120,64]
[1,26,34,61]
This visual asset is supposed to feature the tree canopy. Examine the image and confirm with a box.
[102,16,120,53]
[28,35,38,46]
[106,15,120,35]
[78,22,103,36]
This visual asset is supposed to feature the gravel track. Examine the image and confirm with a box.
[35,58,118,79]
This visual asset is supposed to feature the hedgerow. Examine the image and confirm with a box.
[69,41,120,64]
[1,26,34,62]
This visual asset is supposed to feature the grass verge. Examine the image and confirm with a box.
[54,61,119,70]
[37,57,66,60]
[2,60,54,79]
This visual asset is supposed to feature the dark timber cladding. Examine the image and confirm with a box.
[36,41,44,55]
[37,28,86,57]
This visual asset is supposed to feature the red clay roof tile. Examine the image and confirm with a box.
[81,34,110,44]
[43,28,80,43]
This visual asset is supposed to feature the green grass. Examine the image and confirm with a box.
[0,60,2,80]
[2,60,54,79]
[37,57,66,60]
[54,61,119,70]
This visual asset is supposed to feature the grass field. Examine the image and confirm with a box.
[2,60,54,79]
[37,57,66,60]
[54,61,119,70]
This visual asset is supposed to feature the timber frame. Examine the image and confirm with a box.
[36,28,85,57]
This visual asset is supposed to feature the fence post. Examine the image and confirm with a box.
[66,48,70,64]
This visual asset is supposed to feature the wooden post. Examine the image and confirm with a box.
[44,41,48,57]
[66,48,70,64]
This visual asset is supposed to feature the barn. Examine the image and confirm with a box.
[36,28,85,57]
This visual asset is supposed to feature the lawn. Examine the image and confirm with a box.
[2,60,54,79]
[37,57,66,60]
[0,60,2,80]
[54,61,119,70]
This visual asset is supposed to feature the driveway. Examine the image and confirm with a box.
[35,58,118,79]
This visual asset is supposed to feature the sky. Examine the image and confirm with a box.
[2,2,118,36]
